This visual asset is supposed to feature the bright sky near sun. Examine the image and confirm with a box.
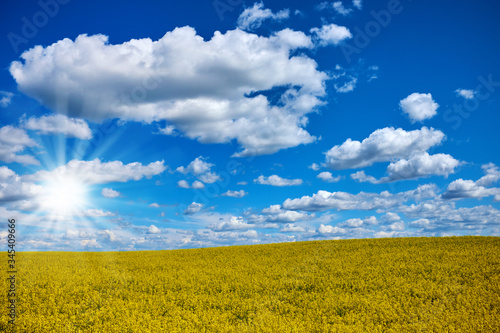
[0,0,499,251]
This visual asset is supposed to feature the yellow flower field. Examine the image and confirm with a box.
[1,236,499,332]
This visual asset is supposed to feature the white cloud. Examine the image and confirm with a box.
[147,225,161,234]
[101,188,120,198]
[254,175,303,186]
[184,202,203,215]
[237,2,290,31]
[324,127,445,170]
[0,166,42,203]
[309,163,321,171]
[177,156,213,175]
[221,190,248,198]
[333,1,352,15]
[318,224,347,235]
[208,216,253,231]
[334,76,357,93]
[177,180,205,189]
[0,126,39,165]
[282,184,437,212]
[351,152,460,183]
[455,89,475,99]
[317,171,341,183]
[237,181,248,186]
[11,28,326,157]
[27,159,166,184]
[311,24,352,46]
[338,216,378,228]
[177,156,221,184]
[149,203,160,208]
[0,91,13,107]
[23,114,92,140]
[280,223,306,232]
[399,93,439,123]
[476,163,500,186]
[443,179,500,200]
[353,0,362,10]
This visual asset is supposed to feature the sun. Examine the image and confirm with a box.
[42,175,89,216]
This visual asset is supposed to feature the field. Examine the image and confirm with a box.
[1,236,499,332]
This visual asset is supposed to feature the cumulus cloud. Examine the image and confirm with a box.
[353,0,362,9]
[455,89,475,99]
[10,27,326,157]
[176,156,221,184]
[399,93,439,123]
[0,91,13,107]
[221,190,248,198]
[317,171,341,183]
[318,224,346,235]
[254,175,303,186]
[184,202,203,215]
[23,114,92,140]
[282,184,437,212]
[147,225,161,234]
[101,188,120,198]
[442,179,500,200]
[237,2,290,31]
[311,24,352,46]
[442,164,500,200]
[476,163,500,186]
[324,127,445,170]
[351,152,460,183]
[26,159,166,184]
[149,203,160,208]
[0,126,39,165]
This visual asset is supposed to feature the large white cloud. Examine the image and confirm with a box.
[324,127,445,170]
[10,27,327,157]
[0,126,39,165]
[23,114,92,140]
[237,2,290,31]
[351,152,460,183]
[26,158,166,184]
[399,93,439,123]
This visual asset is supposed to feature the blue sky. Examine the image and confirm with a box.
[1,0,499,251]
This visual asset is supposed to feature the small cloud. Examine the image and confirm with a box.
[333,1,353,15]
[147,225,161,234]
[309,163,321,171]
[237,181,248,185]
[237,2,290,31]
[455,89,475,99]
[0,91,13,107]
[184,202,203,215]
[23,114,92,140]
[311,24,352,47]
[101,188,120,198]
[221,190,248,198]
[353,0,362,10]
[149,203,160,208]
[317,171,341,183]
[399,93,439,123]
[254,175,303,186]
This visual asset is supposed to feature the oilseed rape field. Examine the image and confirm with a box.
[1,236,499,332]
